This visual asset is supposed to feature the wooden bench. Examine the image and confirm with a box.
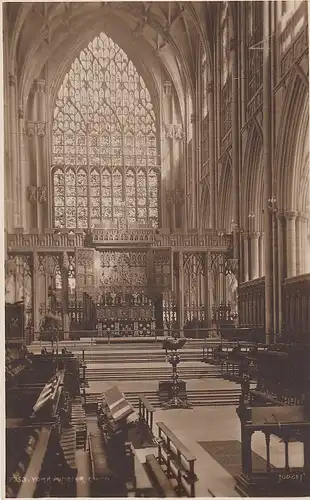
[157,422,197,497]
[145,454,177,497]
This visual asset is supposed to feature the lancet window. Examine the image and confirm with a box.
[52,32,159,229]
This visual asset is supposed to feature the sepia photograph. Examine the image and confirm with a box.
[3,0,310,498]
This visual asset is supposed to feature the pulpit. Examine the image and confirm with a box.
[236,402,310,496]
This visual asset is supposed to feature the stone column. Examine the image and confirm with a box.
[163,81,175,232]
[203,252,210,326]
[35,79,47,230]
[32,251,40,339]
[250,232,260,280]
[263,1,274,344]
[285,211,297,278]
[296,213,302,275]
[62,251,70,340]
[191,113,198,229]
[18,107,27,230]
[207,81,216,228]
[276,213,285,334]
[178,251,184,336]
[9,73,20,228]
[243,233,249,282]
[259,233,265,277]
[300,214,309,273]
[230,37,240,261]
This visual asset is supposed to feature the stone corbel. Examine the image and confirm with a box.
[28,185,37,203]
[165,124,174,139]
[37,186,47,203]
[174,124,184,140]
[36,122,46,136]
[26,121,36,137]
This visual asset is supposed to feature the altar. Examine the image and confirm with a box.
[78,247,170,337]
[96,295,155,337]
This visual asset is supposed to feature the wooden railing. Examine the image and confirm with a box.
[157,422,197,497]
[138,395,155,441]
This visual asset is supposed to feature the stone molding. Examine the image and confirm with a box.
[26,121,46,136]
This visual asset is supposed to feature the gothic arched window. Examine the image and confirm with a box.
[52,32,159,228]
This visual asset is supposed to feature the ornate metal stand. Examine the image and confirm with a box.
[163,350,191,410]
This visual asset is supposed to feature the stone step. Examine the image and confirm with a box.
[84,389,241,410]
[81,353,203,363]
[83,366,220,381]
[30,339,208,349]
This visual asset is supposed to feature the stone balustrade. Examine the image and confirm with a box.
[7,228,233,251]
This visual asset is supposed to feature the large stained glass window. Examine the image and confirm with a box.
[52,32,159,228]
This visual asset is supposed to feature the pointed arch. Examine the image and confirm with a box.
[51,32,160,229]
[275,69,309,211]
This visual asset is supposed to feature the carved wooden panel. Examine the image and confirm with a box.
[76,248,95,288]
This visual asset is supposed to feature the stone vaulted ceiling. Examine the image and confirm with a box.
[6,2,215,112]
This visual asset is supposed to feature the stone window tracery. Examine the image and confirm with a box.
[52,32,159,228]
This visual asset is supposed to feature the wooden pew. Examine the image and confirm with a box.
[88,433,120,496]
[145,454,177,497]
[129,445,154,497]
[157,422,197,497]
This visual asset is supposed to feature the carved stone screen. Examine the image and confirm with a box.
[52,32,159,229]
[99,251,148,288]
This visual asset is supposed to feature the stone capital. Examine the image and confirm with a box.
[35,79,46,93]
[249,231,261,240]
[298,212,308,223]
[163,80,172,96]
[242,232,249,240]
[284,210,298,221]
[18,107,24,120]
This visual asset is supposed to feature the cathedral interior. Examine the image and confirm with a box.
[4,1,310,498]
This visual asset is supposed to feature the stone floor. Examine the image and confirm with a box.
[135,406,303,498]
[81,377,304,497]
